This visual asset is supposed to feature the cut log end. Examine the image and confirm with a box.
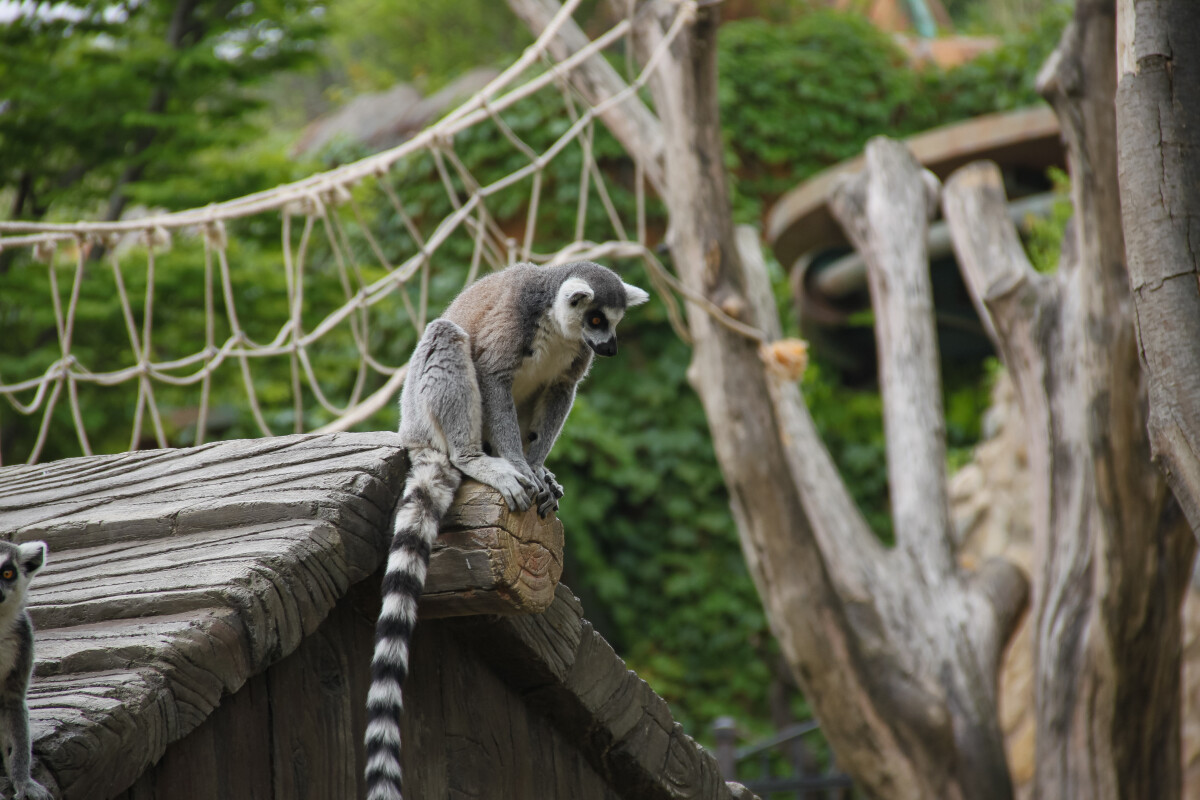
[421,480,565,619]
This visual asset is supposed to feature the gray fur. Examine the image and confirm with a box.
[0,541,51,800]
[366,261,648,800]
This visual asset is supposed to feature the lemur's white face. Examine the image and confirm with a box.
[553,277,649,357]
[0,542,46,608]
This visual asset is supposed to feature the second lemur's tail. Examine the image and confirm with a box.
[365,448,462,800]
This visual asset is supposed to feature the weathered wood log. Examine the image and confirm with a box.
[1115,0,1200,541]
[0,432,563,800]
[426,478,565,616]
[826,139,1022,800]
[943,7,1198,786]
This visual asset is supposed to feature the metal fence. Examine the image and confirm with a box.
[712,717,854,799]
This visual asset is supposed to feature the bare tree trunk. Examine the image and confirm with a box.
[1115,0,1200,540]
[514,1,1195,797]
[942,5,1195,798]
[633,6,1025,798]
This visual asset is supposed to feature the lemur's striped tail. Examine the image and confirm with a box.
[365,448,461,800]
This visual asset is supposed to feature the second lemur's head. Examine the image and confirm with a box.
[553,262,650,357]
[0,540,46,609]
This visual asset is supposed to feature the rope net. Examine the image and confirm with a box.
[0,0,698,466]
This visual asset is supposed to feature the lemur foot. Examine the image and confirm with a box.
[15,780,54,800]
[536,466,565,500]
[534,466,564,518]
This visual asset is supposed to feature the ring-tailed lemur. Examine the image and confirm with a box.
[365,261,649,800]
[0,540,52,800]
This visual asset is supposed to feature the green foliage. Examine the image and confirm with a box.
[922,2,1073,120]
[1024,167,1073,273]
[718,12,939,218]
[323,0,531,93]
[946,0,1071,34]
[0,0,326,220]
[717,5,1070,221]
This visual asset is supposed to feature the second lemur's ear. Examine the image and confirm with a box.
[623,282,650,307]
[17,542,46,576]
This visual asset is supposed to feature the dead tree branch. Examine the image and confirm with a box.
[1116,0,1200,540]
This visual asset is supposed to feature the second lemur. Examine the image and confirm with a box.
[365,261,649,800]
[0,540,52,800]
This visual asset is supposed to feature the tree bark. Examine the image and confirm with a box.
[942,5,1195,797]
[516,1,1195,797]
[1115,0,1200,541]
[634,6,1024,798]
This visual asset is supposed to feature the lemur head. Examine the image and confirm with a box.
[0,541,46,608]
[553,263,650,357]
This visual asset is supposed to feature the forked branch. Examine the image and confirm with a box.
[829,138,956,584]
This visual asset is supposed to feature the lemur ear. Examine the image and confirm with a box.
[623,282,650,307]
[561,277,594,308]
[17,541,46,576]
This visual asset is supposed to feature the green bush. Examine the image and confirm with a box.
[717,5,1070,222]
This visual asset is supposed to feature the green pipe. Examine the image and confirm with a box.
[903,0,938,38]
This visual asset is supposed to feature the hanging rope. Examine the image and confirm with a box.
[0,0,788,467]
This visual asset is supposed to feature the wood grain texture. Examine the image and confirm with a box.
[1116,0,1200,540]
[0,432,564,799]
[110,578,756,800]
[941,4,1197,794]
[458,585,749,800]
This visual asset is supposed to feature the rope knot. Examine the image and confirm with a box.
[143,226,172,251]
[759,338,809,382]
[203,221,227,250]
[327,184,353,207]
[32,240,57,263]
[284,193,322,217]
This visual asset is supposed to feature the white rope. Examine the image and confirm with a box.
[0,1,700,465]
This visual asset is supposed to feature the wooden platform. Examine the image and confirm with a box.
[0,433,752,800]
[766,106,1065,270]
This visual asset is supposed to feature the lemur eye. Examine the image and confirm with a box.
[1,569,14,580]
[590,315,602,326]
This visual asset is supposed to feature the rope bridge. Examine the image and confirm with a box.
[0,0,701,466]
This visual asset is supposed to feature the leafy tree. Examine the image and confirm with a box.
[0,0,326,222]
[717,5,1069,221]
[322,0,530,93]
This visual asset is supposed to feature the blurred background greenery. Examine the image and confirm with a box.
[0,0,1070,742]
